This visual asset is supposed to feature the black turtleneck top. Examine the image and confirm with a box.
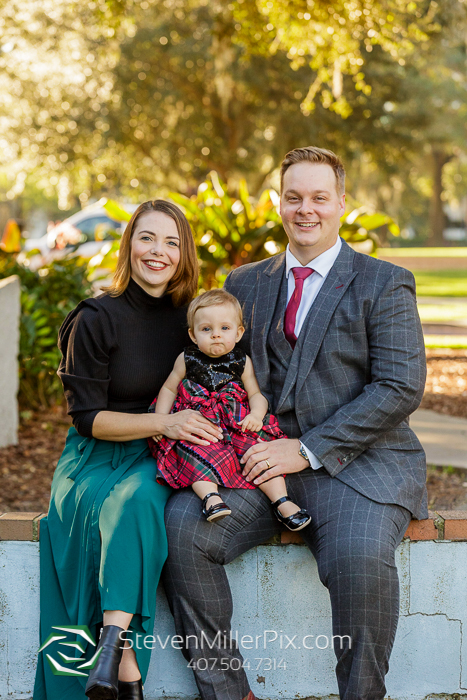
[57,277,190,438]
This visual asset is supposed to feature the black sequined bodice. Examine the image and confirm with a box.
[184,346,246,392]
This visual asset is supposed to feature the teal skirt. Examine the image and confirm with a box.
[33,427,172,700]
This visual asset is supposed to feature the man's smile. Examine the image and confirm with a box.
[294,222,320,229]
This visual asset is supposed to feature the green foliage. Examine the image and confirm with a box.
[169,173,284,288]
[170,172,399,288]
[340,201,400,254]
[230,0,445,116]
[0,253,92,408]
[1,0,464,204]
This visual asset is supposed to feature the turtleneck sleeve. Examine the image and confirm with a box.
[58,299,117,437]
[57,280,190,438]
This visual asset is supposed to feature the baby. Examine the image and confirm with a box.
[148,289,311,531]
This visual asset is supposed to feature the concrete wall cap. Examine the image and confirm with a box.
[1,511,467,542]
[0,512,46,541]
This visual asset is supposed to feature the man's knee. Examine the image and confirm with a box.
[318,537,397,590]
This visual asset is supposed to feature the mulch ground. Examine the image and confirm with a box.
[1,349,467,515]
[421,349,467,419]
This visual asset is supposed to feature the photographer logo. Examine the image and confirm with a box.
[38,625,101,677]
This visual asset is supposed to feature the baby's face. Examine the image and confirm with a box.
[189,303,244,357]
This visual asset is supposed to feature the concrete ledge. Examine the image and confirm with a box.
[436,510,467,540]
[1,513,467,699]
[0,512,46,541]
[283,511,467,543]
[3,511,467,542]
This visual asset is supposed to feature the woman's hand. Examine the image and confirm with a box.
[160,410,223,445]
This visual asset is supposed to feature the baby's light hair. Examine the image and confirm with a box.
[187,289,243,330]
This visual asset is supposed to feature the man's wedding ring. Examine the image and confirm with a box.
[265,460,271,469]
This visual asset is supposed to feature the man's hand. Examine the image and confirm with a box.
[240,438,309,485]
[238,412,264,433]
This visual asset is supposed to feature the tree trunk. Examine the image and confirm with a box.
[429,150,451,246]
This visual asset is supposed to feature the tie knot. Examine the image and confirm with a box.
[292,267,313,282]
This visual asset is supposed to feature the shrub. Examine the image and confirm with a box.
[0,253,92,408]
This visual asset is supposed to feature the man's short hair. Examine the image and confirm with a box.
[187,289,243,329]
[280,146,346,196]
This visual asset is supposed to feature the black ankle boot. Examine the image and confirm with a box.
[84,625,125,700]
[118,679,144,700]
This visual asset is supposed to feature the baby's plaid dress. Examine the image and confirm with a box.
[148,345,285,489]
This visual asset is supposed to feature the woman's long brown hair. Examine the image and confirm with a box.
[104,200,198,307]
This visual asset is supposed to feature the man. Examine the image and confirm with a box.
[162,146,427,700]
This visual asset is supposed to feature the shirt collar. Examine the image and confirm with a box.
[285,236,342,279]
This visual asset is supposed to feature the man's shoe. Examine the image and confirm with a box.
[118,678,144,700]
[271,496,312,531]
[84,625,125,700]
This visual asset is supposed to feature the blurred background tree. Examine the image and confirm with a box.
[0,0,465,245]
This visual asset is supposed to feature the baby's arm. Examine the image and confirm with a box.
[151,353,186,441]
[238,355,269,432]
[155,353,186,414]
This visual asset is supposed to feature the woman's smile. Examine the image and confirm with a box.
[142,259,169,270]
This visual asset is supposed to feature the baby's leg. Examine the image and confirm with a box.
[192,481,223,509]
[259,475,303,517]
[192,481,232,522]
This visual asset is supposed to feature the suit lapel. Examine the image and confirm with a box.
[250,253,286,387]
[295,239,358,395]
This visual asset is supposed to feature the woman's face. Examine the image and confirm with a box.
[130,210,181,297]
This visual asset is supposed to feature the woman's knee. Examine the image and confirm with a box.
[105,476,164,515]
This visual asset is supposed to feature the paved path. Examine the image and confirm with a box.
[418,297,467,304]
[423,324,467,335]
[411,408,467,469]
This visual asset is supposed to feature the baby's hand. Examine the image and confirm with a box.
[238,413,264,433]
[151,434,163,443]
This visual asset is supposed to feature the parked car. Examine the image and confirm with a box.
[21,200,136,269]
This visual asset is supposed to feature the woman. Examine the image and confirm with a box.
[33,200,222,700]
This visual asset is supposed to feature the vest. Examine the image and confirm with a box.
[266,273,302,438]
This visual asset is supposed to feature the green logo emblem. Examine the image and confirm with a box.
[38,625,101,677]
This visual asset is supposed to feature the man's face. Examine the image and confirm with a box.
[280,162,345,263]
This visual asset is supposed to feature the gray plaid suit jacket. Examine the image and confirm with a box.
[224,238,428,520]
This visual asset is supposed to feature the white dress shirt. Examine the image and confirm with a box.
[285,237,342,469]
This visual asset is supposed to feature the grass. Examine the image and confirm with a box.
[413,270,467,297]
[418,304,467,322]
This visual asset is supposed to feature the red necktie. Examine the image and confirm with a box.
[284,267,314,348]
